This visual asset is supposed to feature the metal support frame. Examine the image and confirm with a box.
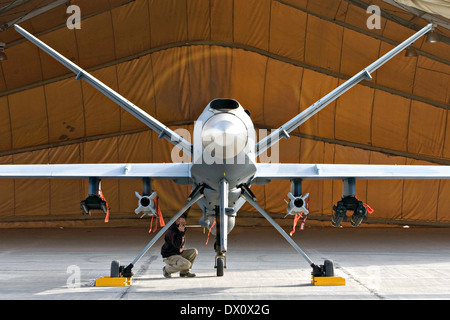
[240,184,337,277]
[1,0,68,31]
[240,185,314,266]
[121,185,204,277]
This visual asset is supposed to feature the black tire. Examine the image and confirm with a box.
[216,257,224,277]
[324,259,334,277]
[111,260,120,278]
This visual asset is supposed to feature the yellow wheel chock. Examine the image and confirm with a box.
[311,276,346,286]
[95,276,131,287]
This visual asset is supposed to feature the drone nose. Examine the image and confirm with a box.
[201,114,248,159]
[210,119,242,147]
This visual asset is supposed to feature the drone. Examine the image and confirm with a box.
[1,23,446,280]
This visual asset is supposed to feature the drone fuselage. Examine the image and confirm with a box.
[190,99,257,232]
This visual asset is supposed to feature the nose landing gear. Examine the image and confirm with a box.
[215,255,226,277]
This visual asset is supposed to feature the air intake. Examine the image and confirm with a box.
[210,99,239,110]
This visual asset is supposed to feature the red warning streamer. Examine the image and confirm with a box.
[149,196,165,233]
[99,190,110,223]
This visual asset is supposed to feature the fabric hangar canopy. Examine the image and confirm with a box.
[0,0,448,226]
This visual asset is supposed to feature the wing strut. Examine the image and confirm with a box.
[256,23,433,156]
[14,24,192,157]
[240,184,333,278]
[120,184,205,277]
[240,184,314,266]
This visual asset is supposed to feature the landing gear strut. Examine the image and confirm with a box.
[108,185,205,279]
[214,199,226,277]
[212,178,230,277]
[240,184,335,281]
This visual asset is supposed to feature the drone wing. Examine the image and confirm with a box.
[255,23,433,156]
[14,24,192,157]
[0,163,191,180]
[253,163,450,181]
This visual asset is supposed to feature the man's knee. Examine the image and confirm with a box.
[178,259,192,270]
[164,256,191,271]
[185,248,198,260]
[191,248,198,258]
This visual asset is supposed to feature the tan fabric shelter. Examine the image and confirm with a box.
[0,0,449,226]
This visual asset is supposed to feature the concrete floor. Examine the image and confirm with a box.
[1,224,450,300]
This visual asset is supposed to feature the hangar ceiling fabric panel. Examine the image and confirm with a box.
[0,0,448,226]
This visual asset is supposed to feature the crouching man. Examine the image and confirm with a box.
[161,214,197,278]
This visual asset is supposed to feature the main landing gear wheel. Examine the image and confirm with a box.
[111,260,120,278]
[311,259,335,277]
[110,260,133,278]
[324,259,334,277]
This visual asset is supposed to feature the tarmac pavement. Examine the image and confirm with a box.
[1,224,449,301]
